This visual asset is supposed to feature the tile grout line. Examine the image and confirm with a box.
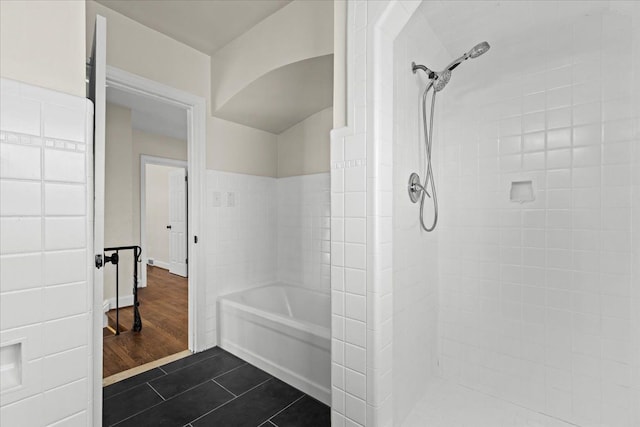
[211,362,248,381]
[211,379,237,398]
[103,373,166,401]
[110,368,249,426]
[147,382,166,401]
[265,394,305,425]
[162,351,225,375]
[106,353,240,402]
[189,377,274,425]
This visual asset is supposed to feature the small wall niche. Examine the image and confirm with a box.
[0,341,23,392]
[510,180,535,203]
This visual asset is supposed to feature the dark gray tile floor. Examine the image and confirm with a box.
[103,347,330,427]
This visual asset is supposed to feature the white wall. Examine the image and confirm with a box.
[0,79,92,426]
[86,0,279,178]
[104,104,134,302]
[432,5,640,427]
[0,3,93,424]
[211,0,334,111]
[277,173,331,292]
[207,117,277,177]
[277,107,332,178]
[132,129,187,247]
[204,171,277,346]
[103,104,188,301]
[0,1,86,98]
[333,0,347,129]
[391,11,448,425]
[145,164,183,267]
[633,10,640,427]
[345,1,640,425]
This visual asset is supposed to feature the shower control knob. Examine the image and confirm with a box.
[408,173,422,203]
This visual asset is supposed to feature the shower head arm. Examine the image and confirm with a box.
[412,62,436,79]
[444,54,468,72]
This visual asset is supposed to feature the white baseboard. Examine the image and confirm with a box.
[148,259,170,270]
[107,294,134,310]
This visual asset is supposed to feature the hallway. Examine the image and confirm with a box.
[103,266,188,378]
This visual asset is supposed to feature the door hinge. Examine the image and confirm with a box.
[186,258,188,264]
[185,175,188,182]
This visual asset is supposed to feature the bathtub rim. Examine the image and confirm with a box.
[217,283,331,341]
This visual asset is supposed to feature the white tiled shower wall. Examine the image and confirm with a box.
[391,9,445,426]
[434,5,640,427]
[204,171,330,348]
[353,0,640,425]
[330,1,379,425]
[0,79,93,426]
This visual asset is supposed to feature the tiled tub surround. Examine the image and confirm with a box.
[277,174,331,293]
[0,79,94,425]
[102,347,330,427]
[204,171,330,349]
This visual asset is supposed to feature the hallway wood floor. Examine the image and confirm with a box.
[103,265,188,378]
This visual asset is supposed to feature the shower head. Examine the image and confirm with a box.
[433,70,451,92]
[446,41,491,71]
[411,41,489,92]
[468,41,490,58]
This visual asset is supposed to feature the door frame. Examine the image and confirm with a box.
[93,66,206,421]
[140,155,188,285]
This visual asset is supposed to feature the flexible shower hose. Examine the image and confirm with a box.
[418,84,438,232]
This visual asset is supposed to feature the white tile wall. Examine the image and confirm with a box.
[391,8,447,426]
[0,78,92,426]
[433,5,640,427]
[277,173,331,293]
[329,1,387,424]
[204,170,277,347]
[205,170,330,349]
[351,0,640,426]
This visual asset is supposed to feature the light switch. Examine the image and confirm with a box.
[227,192,235,207]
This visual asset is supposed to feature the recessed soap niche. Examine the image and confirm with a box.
[0,340,23,393]
[510,180,535,203]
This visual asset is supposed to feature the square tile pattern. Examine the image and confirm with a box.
[0,78,92,425]
[204,171,330,350]
[102,347,330,427]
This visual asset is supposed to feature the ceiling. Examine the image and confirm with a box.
[95,0,292,54]
[416,0,614,99]
[106,87,187,140]
[214,54,334,134]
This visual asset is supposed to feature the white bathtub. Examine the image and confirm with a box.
[218,284,331,405]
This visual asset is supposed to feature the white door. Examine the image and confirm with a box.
[88,14,106,426]
[168,168,188,277]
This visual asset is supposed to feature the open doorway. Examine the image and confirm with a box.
[101,86,190,380]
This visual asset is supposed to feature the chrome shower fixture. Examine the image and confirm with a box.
[408,41,490,232]
[411,41,490,92]
[445,41,491,71]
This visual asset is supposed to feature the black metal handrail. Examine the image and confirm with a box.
[104,245,142,335]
